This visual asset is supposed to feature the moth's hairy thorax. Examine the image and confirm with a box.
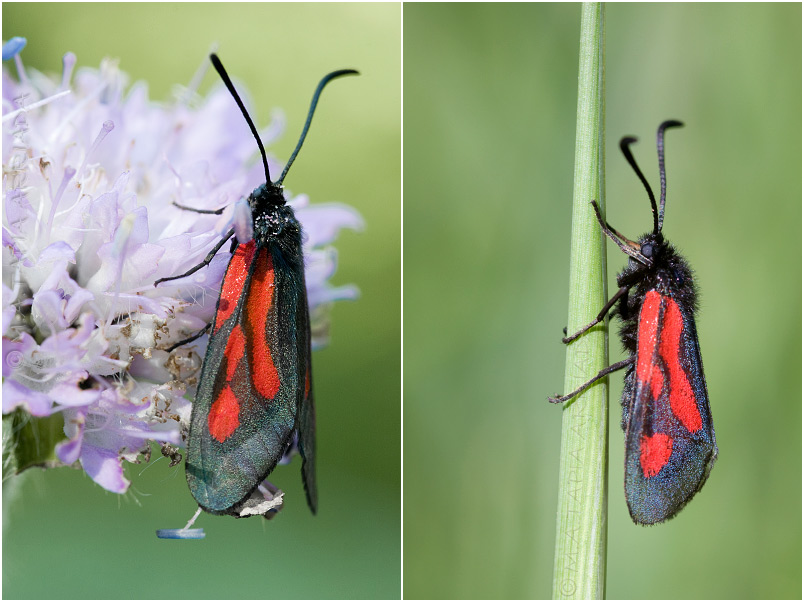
[617,233,699,354]
[248,183,304,271]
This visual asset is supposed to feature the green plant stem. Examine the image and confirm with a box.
[552,3,608,599]
[2,410,64,476]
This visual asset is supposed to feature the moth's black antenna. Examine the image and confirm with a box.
[277,69,359,186]
[619,136,659,235]
[210,53,271,183]
[656,120,684,232]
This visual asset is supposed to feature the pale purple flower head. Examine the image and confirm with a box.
[2,40,362,498]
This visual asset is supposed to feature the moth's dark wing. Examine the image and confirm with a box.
[186,241,302,515]
[623,291,717,524]
[297,278,317,513]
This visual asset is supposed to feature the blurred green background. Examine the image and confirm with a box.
[3,3,400,599]
[404,3,800,599]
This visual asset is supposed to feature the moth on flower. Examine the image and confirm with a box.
[2,40,362,512]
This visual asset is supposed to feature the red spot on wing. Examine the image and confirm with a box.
[207,325,246,443]
[206,249,282,445]
[224,324,246,380]
[304,368,310,398]
[636,291,703,433]
[636,290,662,385]
[659,298,702,432]
[245,249,281,400]
[650,365,663,399]
[640,432,673,477]
[208,385,240,443]
[214,241,257,333]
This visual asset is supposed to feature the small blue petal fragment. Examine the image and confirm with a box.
[2,37,27,61]
[156,528,205,540]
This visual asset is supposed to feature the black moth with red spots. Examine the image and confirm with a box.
[157,55,357,517]
[550,121,717,525]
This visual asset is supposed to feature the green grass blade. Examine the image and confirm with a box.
[551,3,608,599]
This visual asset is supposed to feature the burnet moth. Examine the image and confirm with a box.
[156,55,357,518]
[549,121,717,525]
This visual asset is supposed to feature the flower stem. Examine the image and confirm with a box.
[2,410,64,474]
[552,3,608,599]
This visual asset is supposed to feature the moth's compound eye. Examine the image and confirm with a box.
[641,243,654,258]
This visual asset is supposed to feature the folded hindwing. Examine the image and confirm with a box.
[296,276,317,513]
